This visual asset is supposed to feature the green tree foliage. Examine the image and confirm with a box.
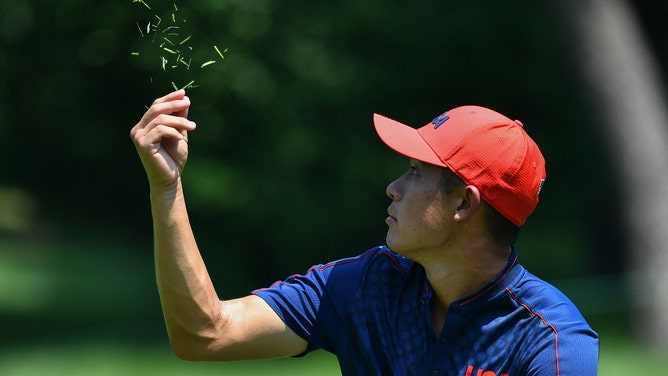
[2,0,659,293]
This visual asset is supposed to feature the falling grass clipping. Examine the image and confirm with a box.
[130,0,228,90]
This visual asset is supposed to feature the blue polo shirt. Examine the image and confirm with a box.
[253,246,599,375]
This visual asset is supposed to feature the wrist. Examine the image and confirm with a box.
[149,178,184,204]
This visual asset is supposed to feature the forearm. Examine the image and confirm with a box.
[150,180,225,358]
[132,91,307,361]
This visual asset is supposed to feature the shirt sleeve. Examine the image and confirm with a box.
[252,249,380,353]
[525,313,599,375]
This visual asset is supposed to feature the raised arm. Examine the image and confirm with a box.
[130,91,307,361]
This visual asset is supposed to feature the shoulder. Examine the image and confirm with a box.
[505,268,599,374]
[506,269,591,326]
[253,246,411,296]
[305,246,412,278]
[250,246,415,353]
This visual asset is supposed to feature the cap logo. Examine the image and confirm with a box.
[537,178,546,197]
[432,112,450,129]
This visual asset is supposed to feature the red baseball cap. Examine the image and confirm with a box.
[374,105,546,226]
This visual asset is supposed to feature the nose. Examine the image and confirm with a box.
[386,178,400,200]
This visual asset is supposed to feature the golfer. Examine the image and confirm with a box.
[131,90,599,375]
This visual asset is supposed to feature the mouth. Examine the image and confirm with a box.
[385,210,397,225]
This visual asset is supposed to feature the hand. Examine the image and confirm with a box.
[130,90,197,190]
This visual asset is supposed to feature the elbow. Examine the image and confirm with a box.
[173,347,203,362]
[164,301,234,361]
[167,329,224,361]
[170,337,219,362]
[170,339,199,361]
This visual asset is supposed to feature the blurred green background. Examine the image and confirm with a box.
[1,0,667,374]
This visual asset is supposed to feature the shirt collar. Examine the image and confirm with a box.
[414,247,524,309]
[455,246,522,307]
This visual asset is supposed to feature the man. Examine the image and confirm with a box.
[131,90,599,375]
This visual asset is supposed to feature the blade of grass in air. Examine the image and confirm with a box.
[214,45,227,60]
[132,1,228,90]
[171,80,196,90]
[133,0,151,10]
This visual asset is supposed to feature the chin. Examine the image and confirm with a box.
[385,239,406,256]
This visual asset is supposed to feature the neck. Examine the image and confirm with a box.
[423,243,511,335]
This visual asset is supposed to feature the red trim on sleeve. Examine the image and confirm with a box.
[505,287,561,376]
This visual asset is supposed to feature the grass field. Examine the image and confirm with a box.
[1,235,666,375]
[1,336,666,375]
[0,342,341,375]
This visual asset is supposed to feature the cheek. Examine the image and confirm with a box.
[411,191,449,230]
[421,205,449,232]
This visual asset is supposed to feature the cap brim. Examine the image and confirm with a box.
[373,113,446,167]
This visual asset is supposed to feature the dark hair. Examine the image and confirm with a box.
[439,168,519,247]
[438,167,465,194]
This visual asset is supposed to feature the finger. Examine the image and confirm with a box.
[145,113,196,136]
[135,123,188,150]
[146,96,191,123]
[152,90,185,105]
[132,114,195,145]
[137,95,191,130]
[173,95,190,119]
[130,91,192,147]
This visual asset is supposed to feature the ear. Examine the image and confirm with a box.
[453,185,482,222]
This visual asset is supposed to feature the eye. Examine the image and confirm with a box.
[409,165,418,175]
